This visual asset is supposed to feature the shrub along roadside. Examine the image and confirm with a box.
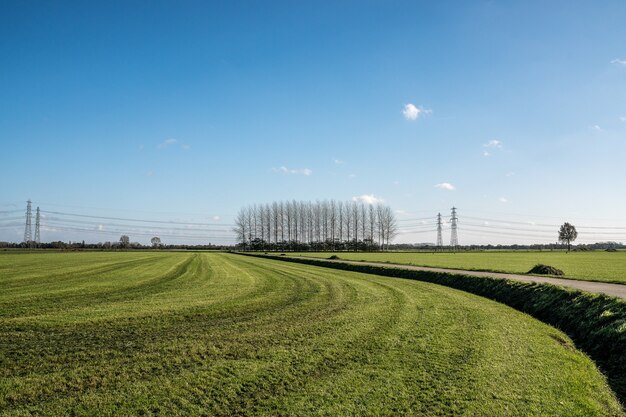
[237,252,626,406]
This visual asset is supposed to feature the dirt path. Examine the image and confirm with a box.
[295,257,626,299]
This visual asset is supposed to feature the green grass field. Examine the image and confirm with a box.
[1,252,623,416]
[287,251,626,283]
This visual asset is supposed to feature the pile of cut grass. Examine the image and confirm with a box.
[528,263,565,275]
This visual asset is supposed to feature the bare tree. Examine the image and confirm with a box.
[272,201,280,243]
[344,202,352,243]
[368,204,376,243]
[360,203,367,245]
[233,208,247,247]
[376,204,385,250]
[235,199,398,251]
[337,200,344,243]
[292,200,299,244]
[329,199,337,249]
[381,206,397,251]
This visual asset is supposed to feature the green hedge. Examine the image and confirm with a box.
[239,253,626,405]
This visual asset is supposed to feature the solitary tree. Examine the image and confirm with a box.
[558,222,578,252]
[119,235,130,249]
[151,236,162,248]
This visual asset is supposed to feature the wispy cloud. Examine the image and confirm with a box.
[620,116,626,122]
[272,166,313,176]
[181,144,191,150]
[498,197,508,203]
[611,58,626,66]
[482,151,491,157]
[146,170,155,177]
[352,194,384,205]
[590,124,603,132]
[484,139,503,149]
[506,172,515,177]
[334,159,344,165]
[158,138,178,149]
[435,182,456,191]
[402,103,432,120]
[212,215,221,221]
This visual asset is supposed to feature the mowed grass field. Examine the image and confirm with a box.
[0,252,623,416]
[289,251,626,284]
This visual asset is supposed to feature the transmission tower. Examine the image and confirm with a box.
[24,200,32,244]
[436,213,443,248]
[34,206,41,244]
[450,207,458,250]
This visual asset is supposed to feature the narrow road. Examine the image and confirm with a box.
[293,257,626,300]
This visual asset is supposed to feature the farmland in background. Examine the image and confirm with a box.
[287,251,626,284]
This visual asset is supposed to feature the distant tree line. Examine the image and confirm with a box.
[0,240,229,251]
[233,200,398,251]
[386,241,625,251]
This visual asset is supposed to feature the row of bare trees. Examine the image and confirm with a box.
[234,200,398,251]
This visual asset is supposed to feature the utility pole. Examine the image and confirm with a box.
[34,206,41,244]
[24,200,32,245]
[436,213,443,248]
[450,207,458,251]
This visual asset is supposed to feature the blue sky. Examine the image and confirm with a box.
[1,1,625,245]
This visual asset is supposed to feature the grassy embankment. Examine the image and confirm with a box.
[287,251,626,284]
[0,251,623,416]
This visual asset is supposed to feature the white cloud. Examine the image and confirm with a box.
[506,172,515,177]
[590,124,603,132]
[348,173,357,179]
[620,116,626,122]
[98,224,104,231]
[498,197,508,203]
[484,140,503,149]
[272,166,313,176]
[402,103,432,120]
[352,194,384,205]
[181,144,191,150]
[212,215,221,221]
[334,159,344,165]
[434,182,456,191]
[158,138,178,149]
[483,151,491,157]
[611,59,626,66]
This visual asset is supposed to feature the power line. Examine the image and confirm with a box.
[0,216,26,222]
[43,216,234,233]
[397,216,435,222]
[41,223,237,240]
[42,210,234,227]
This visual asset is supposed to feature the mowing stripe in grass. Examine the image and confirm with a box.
[0,252,623,416]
